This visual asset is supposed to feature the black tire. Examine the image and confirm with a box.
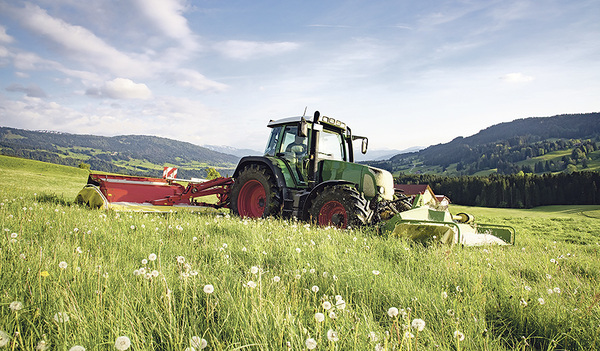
[230,164,281,218]
[309,185,371,228]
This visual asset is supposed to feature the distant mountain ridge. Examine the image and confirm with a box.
[0,127,240,178]
[368,112,600,176]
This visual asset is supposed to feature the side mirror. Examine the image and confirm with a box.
[298,118,308,137]
[361,138,368,154]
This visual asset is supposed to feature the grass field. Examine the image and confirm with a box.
[1,155,599,350]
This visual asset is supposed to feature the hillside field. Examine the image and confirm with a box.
[1,155,599,350]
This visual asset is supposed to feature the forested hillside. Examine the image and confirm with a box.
[0,127,241,178]
[369,113,600,176]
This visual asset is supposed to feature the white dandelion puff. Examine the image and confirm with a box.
[372,270,380,275]
[388,307,399,318]
[9,301,23,311]
[148,253,157,261]
[538,297,545,305]
[305,338,317,350]
[69,346,85,351]
[190,336,207,349]
[53,312,70,323]
[453,330,465,341]
[335,299,346,310]
[315,312,325,323]
[114,336,131,350]
[203,284,214,294]
[323,301,332,310]
[327,329,339,342]
[329,311,337,319]
[0,330,9,347]
[273,276,281,282]
[247,281,257,289]
[311,285,319,293]
[250,266,259,274]
[411,318,426,332]
[59,261,68,269]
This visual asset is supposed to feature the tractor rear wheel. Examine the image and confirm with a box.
[309,185,371,228]
[230,164,281,218]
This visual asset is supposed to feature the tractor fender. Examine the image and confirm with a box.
[300,180,356,219]
[233,156,288,190]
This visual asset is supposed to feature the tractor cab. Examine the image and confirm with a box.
[264,113,370,190]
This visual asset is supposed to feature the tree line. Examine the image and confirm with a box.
[396,171,600,208]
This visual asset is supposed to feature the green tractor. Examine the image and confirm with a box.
[229,111,409,228]
[75,110,515,245]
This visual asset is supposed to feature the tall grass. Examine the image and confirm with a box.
[1,156,599,350]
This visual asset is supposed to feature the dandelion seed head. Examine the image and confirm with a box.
[151,270,159,277]
[247,281,257,289]
[9,301,23,311]
[148,253,157,261]
[553,287,561,294]
[315,312,325,322]
[114,336,131,350]
[273,276,281,282]
[203,284,214,294]
[53,312,70,323]
[250,266,259,274]
[305,338,317,350]
[295,248,301,253]
[411,318,426,331]
[336,299,346,310]
[327,329,339,342]
[388,307,399,318]
[372,270,380,275]
[538,297,545,305]
[0,330,9,347]
[329,311,337,319]
[323,301,332,310]
[311,285,319,293]
[190,336,207,349]
[369,331,378,342]
[441,291,448,299]
[453,330,465,341]
[59,261,68,269]
[177,256,185,264]
[36,339,49,350]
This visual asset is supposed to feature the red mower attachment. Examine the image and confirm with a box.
[75,171,233,211]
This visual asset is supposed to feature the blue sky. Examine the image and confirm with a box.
[1,0,599,152]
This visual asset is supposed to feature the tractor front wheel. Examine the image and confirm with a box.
[230,164,281,218]
[309,185,371,229]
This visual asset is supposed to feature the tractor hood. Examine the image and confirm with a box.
[365,166,394,201]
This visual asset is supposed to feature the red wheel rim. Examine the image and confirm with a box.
[318,200,347,228]
[237,180,266,218]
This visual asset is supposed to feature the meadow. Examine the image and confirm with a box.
[1,155,599,350]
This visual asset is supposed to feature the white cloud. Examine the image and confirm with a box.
[215,40,300,60]
[132,0,198,50]
[500,72,534,82]
[0,25,14,43]
[12,3,147,77]
[5,83,47,98]
[170,69,228,92]
[97,78,152,100]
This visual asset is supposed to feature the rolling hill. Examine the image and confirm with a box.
[367,112,600,176]
[0,127,241,179]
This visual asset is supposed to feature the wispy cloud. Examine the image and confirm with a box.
[132,0,199,51]
[86,78,152,100]
[214,40,300,60]
[5,83,47,98]
[0,25,14,43]
[10,3,146,77]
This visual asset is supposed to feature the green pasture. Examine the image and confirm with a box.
[1,155,599,350]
